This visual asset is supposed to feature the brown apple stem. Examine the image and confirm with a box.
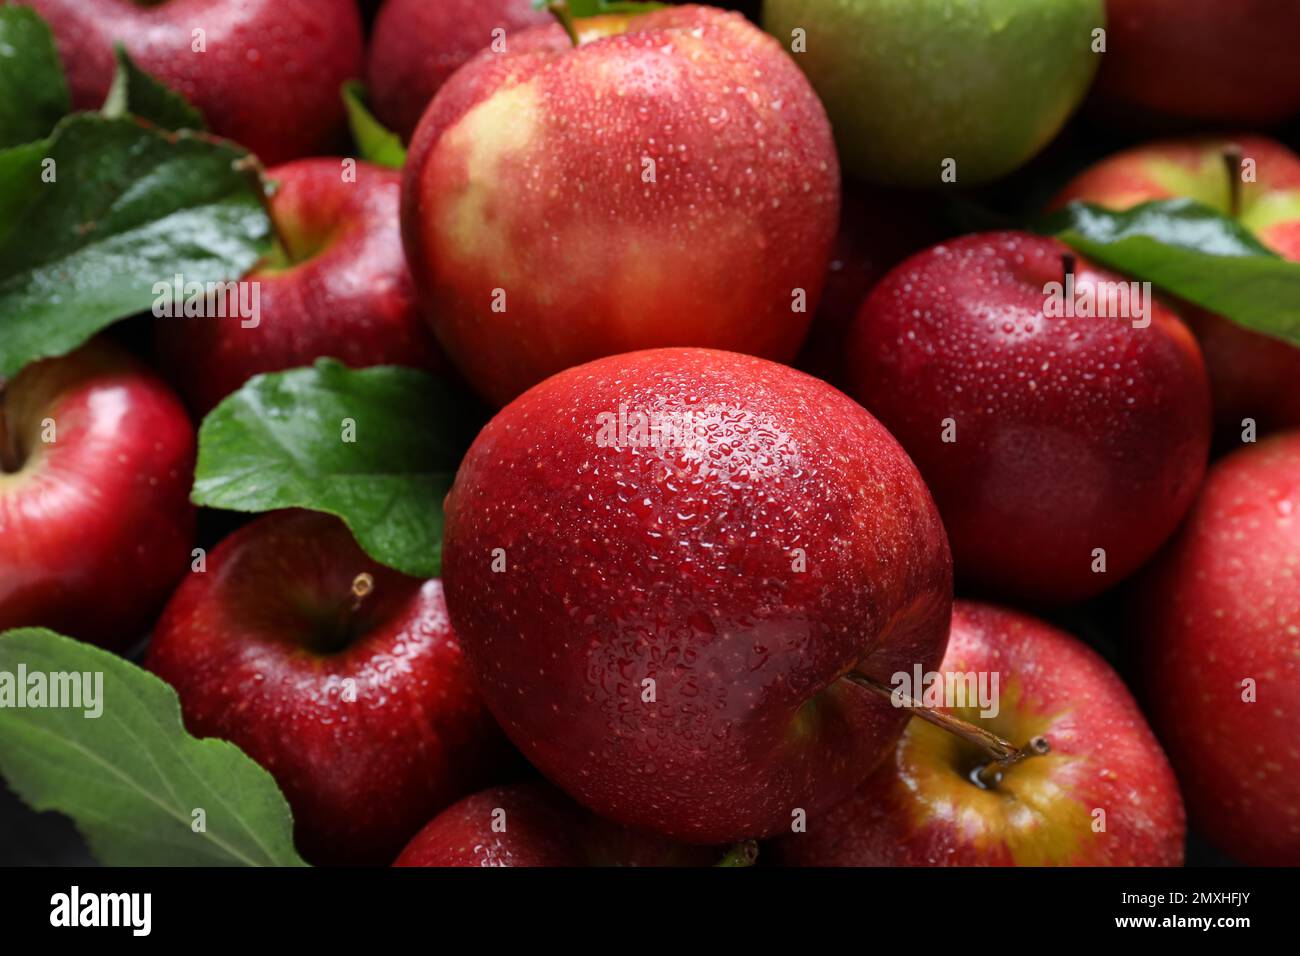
[1223,145,1243,219]
[0,389,19,474]
[1061,252,1076,287]
[845,670,1043,767]
[714,840,759,868]
[546,3,582,47]
[321,572,375,652]
[233,153,293,262]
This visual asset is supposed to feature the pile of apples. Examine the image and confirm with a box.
[3,0,1298,868]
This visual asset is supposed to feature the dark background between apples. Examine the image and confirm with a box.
[3,0,1296,869]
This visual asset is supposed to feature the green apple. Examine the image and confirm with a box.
[763,0,1103,186]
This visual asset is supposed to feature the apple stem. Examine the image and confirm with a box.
[233,153,294,265]
[350,572,374,611]
[319,572,375,653]
[1223,145,1244,219]
[845,670,1048,769]
[1061,252,1075,287]
[714,840,759,868]
[974,735,1051,788]
[0,390,19,474]
[546,3,582,47]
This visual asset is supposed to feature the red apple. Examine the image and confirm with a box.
[778,600,1186,866]
[1093,0,1300,126]
[401,5,839,406]
[1053,135,1300,436]
[154,157,445,417]
[1133,432,1300,866]
[366,0,551,142]
[395,782,719,867]
[146,510,510,866]
[0,340,195,650]
[441,347,953,843]
[844,231,1211,604]
[20,0,363,164]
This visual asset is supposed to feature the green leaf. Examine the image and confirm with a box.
[0,113,271,379]
[0,628,307,866]
[1047,199,1300,347]
[0,6,70,148]
[341,80,406,168]
[102,44,206,131]
[193,360,464,578]
[531,1,667,24]
[587,1,669,12]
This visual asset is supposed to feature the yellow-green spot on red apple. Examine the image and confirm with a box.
[436,80,542,268]
[897,679,1089,867]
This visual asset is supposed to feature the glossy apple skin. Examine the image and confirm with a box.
[0,340,195,650]
[153,158,445,417]
[1053,136,1300,436]
[147,511,510,866]
[762,0,1101,186]
[366,0,550,142]
[1094,0,1300,126]
[395,782,717,867]
[401,5,838,406]
[845,232,1211,604]
[1134,434,1300,866]
[778,601,1185,866]
[20,0,363,165]
[442,348,952,843]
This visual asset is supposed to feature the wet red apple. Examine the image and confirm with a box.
[395,782,719,867]
[1094,0,1300,126]
[845,231,1211,604]
[779,601,1186,866]
[21,0,364,164]
[154,157,445,417]
[441,347,952,843]
[366,0,550,141]
[0,340,194,650]
[401,5,838,406]
[1133,432,1300,866]
[147,510,510,865]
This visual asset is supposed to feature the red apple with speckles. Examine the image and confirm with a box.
[366,0,550,142]
[1093,0,1300,126]
[844,231,1211,604]
[441,348,952,843]
[778,601,1185,866]
[19,0,363,164]
[0,340,195,650]
[1053,136,1300,437]
[395,782,721,867]
[147,510,510,866]
[154,158,445,417]
[1134,433,1300,866]
[401,5,839,406]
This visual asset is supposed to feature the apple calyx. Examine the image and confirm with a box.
[846,671,1051,786]
[714,840,759,868]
